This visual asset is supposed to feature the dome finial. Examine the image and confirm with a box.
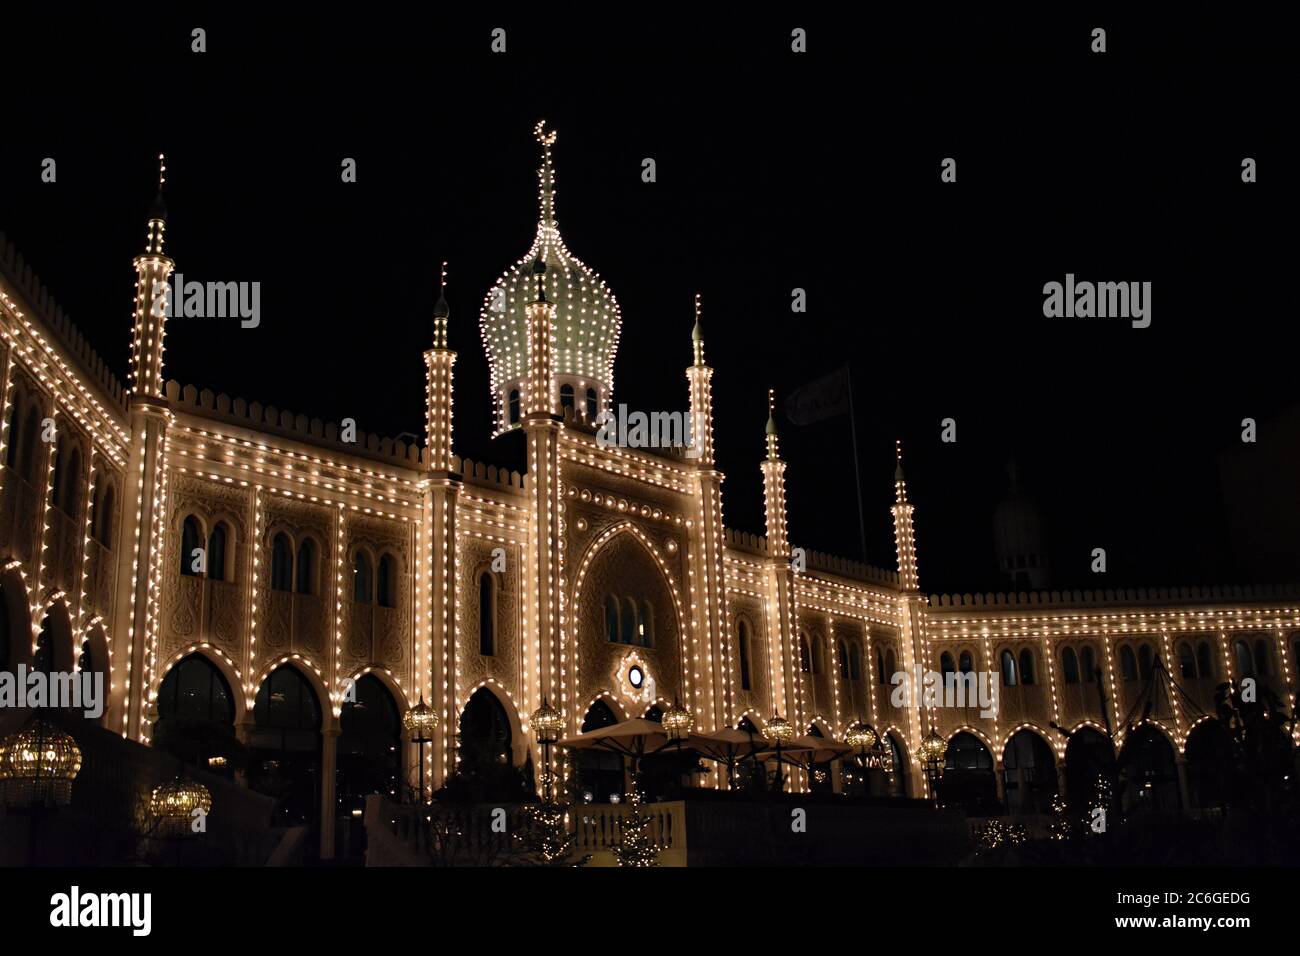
[765,388,779,459]
[534,120,558,229]
[692,293,705,365]
[433,260,450,347]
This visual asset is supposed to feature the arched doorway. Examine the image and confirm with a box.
[883,733,909,798]
[1002,730,1058,815]
[251,666,323,828]
[939,732,998,814]
[338,675,401,812]
[1064,727,1117,818]
[78,625,110,725]
[459,686,513,768]
[575,700,624,802]
[1184,720,1233,812]
[1118,725,1181,814]
[155,654,237,768]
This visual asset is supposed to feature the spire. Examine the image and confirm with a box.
[894,439,908,500]
[534,119,558,231]
[765,388,779,460]
[433,260,449,348]
[145,152,167,255]
[692,293,705,366]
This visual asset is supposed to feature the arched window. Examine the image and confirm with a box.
[180,515,203,576]
[377,554,397,608]
[850,643,862,680]
[353,551,373,604]
[50,441,65,510]
[251,666,323,826]
[959,651,973,674]
[295,539,315,594]
[940,652,955,676]
[479,571,495,656]
[21,408,41,481]
[33,614,53,675]
[1081,646,1097,683]
[1138,644,1154,680]
[838,640,849,679]
[559,383,575,413]
[1001,649,1018,687]
[94,484,115,547]
[1177,642,1196,680]
[1233,639,1253,677]
[56,445,82,516]
[1253,638,1271,676]
[1120,645,1138,682]
[155,653,236,765]
[585,388,598,420]
[4,398,21,470]
[738,620,752,691]
[605,596,620,642]
[637,601,653,647]
[1062,647,1079,684]
[1197,641,1213,680]
[799,634,811,673]
[338,675,401,814]
[875,647,885,684]
[270,533,293,591]
[812,636,824,675]
[507,389,521,425]
[207,523,228,582]
[885,648,897,680]
[621,598,637,645]
[1018,649,1036,685]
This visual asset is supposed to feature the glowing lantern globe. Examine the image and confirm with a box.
[0,716,82,808]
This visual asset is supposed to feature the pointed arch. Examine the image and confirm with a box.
[155,644,249,727]
[458,681,527,766]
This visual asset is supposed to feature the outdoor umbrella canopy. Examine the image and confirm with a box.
[755,735,853,768]
[686,727,767,763]
[558,718,672,760]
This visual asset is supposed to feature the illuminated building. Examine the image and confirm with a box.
[1,130,1296,860]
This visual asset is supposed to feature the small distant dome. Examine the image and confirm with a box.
[993,460,1049,588]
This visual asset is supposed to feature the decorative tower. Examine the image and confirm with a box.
[760,390,800,731]
[423,262,459,785]
[891,441,929,795]
[521,252,565,779]
[115,155,175,740]
[684,296,728,730]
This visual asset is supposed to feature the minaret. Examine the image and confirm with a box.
[890,441,929,795]
[128,154,173,398]
[891,441,918,591]
[424,262,456,468]
[684,296,728,731]
[115,155,175,741]
[423,262,459,788]
[760,390,800,735]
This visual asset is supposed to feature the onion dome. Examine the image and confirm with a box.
[480,121,621,432]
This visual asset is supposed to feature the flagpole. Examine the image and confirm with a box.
[845,366,869,564]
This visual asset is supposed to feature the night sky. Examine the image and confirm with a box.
[2,9,1295,593]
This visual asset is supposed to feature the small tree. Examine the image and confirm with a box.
[610,791,660,867]
[512,803,590,867]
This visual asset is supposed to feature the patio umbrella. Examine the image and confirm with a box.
[558,718,673,774]
[685,727,767,789]
[755,735,852,768]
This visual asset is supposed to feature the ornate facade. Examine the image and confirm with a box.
[1,127,1297,858]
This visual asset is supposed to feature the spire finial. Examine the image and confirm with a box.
[765,388,779,459]
[433,260,450,346]
[145,152,168,250]
[157,152,167,192]
[534,120,558,228]
[692,293,705,365]
[894,440,908,492]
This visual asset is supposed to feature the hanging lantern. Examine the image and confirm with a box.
[529,699,565,745]
[662,699,693,741]
[0,716,83,808]
[403,697,440,743]
[762,714,795,744]
[845,721,878,751]
[918,730,948,767]
[150,775,213,825]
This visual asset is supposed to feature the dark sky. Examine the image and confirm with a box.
[2,9,1295,593]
